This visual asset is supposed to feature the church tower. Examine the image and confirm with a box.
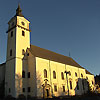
[5,4,30,97]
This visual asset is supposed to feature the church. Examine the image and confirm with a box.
[0,5,95,98]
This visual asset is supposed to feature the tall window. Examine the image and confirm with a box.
[82,80,85,90]
[22,71,25,78]
[23,88,25,92]
[9,88,11,93]
[69,71,71,76]
[53,71,56,79]
[54,85,57,92]
[22,31,25,36]
[11,31,13,37]
[44,69,47,78]
[10,49,12,56]
[28,87,31,92]
[76,81,79,90]
[28,72,30,78]
[81,73,83,78]
[61,72,64,80]
[75,72,77,77]
[63,86,65,92]
[69,81,72,89]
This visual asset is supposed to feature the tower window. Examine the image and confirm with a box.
[53,71,56,79]
[28,72,30,78]
[44,69,47,78]
[10,49,12,56]
[22,71,25,78]
[28,87,31,92]
[11,31,13,37]
[23,88,25,92]
[54,85,57,92]
[61,72,64,80]
[63,86,65,92]
[22,31,25,36]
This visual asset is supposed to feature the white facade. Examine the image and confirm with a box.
[0,5,95,98]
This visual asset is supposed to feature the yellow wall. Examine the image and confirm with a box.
[6,16,30,97]
[35,57,95,97]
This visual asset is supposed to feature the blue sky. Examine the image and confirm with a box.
[0,0,100,75]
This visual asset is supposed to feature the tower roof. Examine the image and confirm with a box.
[15,4,24,17]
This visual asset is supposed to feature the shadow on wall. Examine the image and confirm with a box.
[36,73,94,98]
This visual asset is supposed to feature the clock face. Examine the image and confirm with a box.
[21,21,25,26]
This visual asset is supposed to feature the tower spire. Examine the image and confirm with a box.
[16,4,24,17]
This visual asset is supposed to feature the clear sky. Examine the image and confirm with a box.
[0,0,100,75]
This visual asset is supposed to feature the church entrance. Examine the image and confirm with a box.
[46,89,49,97]
[42,79,51,98]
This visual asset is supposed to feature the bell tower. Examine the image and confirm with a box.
[5,4,30,97]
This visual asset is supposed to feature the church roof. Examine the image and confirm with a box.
[29,45,84,69]
[85,69,93,75]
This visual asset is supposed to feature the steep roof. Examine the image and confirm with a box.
[29,45,84,69]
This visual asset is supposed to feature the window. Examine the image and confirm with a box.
[22,71,25,78]
[86,76,88,80]
[9,88,11,93]
[75,72,77,77]
[92,81,94,85]
[27,53,29,56]
[10,49,12,56]
[28,87,31,92]
[53,71,56,79]
[21,21,25,26]
[61,72,64,80]
[82,80,85,90]
[69,81,72,89]
[11,31,13,37]
[54,85,57,92]
[76,81,79,90]
[44,69,47,78]
[22,31,25,36]
[28,72,30,78]
[22,49,25,55]
[69,71,71,76]
[81,73,83,77]
[11,22,14,26]
[23,88,25,92]
[63,86,65,92]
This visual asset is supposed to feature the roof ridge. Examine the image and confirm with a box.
[30,44,71,59]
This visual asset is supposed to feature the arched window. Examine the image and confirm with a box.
[22,70,25,78]
[61,72,64,80]
[53,71,56,79]
[81,73,83,78]
[82,80,85,90]
[76,81,79,90]
[75,72,77,77]
[92,81,94,85]
[44,69,47,78]
[69,71,71,76]
[69,81,72,89]
[62,86,65,92]
[22,31,25,36]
